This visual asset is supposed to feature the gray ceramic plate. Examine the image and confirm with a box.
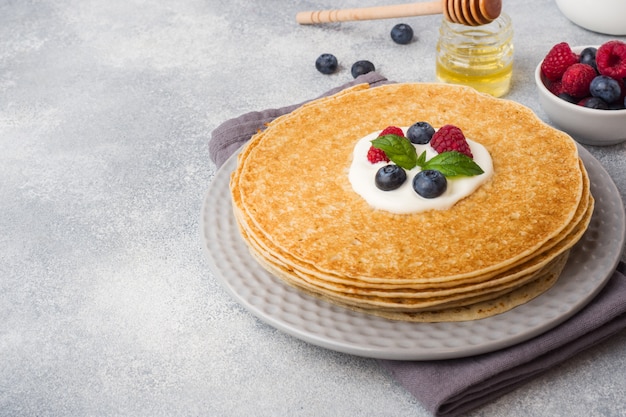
[201,145,625,360]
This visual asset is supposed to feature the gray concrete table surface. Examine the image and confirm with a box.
[2,0,626,416]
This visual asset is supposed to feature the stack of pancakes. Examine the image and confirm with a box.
[230,83,593,322]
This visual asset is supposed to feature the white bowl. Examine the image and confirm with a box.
[535,45,626,146]
[555,0,626,35]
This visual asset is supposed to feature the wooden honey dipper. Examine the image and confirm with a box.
[296,0,502,26]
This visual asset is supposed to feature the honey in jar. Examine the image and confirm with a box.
[436,13,514,97]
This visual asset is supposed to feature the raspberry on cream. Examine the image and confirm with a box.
[348,127,494,214]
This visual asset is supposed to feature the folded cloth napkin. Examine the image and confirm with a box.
[379,260,626,417]
[208,73,626,417]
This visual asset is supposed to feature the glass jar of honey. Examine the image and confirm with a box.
[436,13,514,97]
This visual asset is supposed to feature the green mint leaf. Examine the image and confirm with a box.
[422,151,484,177]
[416,151,427,168]
[371,134,418,170]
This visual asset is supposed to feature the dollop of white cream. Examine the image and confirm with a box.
[348,128,493,214]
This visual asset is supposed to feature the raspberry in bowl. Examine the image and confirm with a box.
[535,41,626,146]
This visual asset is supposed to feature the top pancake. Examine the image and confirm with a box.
[232,82,584,283]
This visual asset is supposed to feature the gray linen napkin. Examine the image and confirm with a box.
[379,261,626,417]
[208,73,626,417]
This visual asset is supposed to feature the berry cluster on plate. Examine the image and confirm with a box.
[367,123,483,198]
[540,40,626,110]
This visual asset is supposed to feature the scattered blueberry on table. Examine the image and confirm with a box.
[351,60,375,78]
[390,23,414,45]
[315,53,338,74]
[315,23,415,76]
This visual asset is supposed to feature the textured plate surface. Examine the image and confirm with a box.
[201,145,625,360]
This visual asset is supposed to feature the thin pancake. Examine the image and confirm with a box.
[230,82,590,322]
[233,160,591,290]
[233,83,583,283]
